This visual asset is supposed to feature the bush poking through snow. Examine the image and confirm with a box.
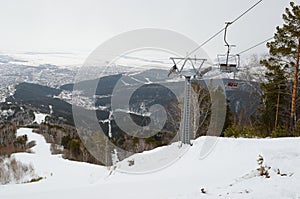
[27,176,43,183]
[0,157,40,184]
[128,159,134,167]
[257,155,270,178]
[200,188,206,194]
[26,141,36,151]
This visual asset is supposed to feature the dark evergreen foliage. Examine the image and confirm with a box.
[259,2,300,135]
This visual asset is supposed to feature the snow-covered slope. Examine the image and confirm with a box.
[33,112,48,124]
[1,128,107,194]
[1,128,299,199]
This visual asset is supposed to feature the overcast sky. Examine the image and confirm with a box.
[0,0,299,60]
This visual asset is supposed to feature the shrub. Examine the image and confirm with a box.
[68,139,81,158]
[240,126,259,138]
[224,125,240,138]
[0,157,39,184]
[61,135,71,149]
[257,154,270,178]
[50,143,63,155]
[293,120,300,136]
[26,141,36,151]
[271,126,289,138]
[28,176,43,183]
[224,125,262,138]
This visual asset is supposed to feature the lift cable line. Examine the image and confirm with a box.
[115,0,263,70]
[216,0,263,76]
[175,0,263,66]
[237,36,274,55]
[218,36,274,88]
[230,0,263,24]
[167,0,264,145]
[221,36,274,66]
[168,35,272,91]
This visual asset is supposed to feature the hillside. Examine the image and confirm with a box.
[0,127,299,199]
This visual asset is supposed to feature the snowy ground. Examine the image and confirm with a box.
[6,52,87,68]
[0,127,299,199]
[33,112,48,124]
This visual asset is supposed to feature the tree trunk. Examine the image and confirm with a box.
[275,85,280,128]
[290,37,300,131]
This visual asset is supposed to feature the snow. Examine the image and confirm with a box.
[7,52,87,68]
[1,128,300,199]
[120,79,130,86]
[16,128,51,156]
[115,142,190,174]
[130,76,146,84]
[33,112,48,124]
[49,105,53,114]
[3,128,107,195]
[144,77,153,84]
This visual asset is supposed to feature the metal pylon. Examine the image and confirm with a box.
[181,76,191,145]
[169,57,206,146]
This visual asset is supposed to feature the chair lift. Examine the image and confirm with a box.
[217,22,240,88]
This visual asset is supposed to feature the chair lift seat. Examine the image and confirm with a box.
[220,63,237,72]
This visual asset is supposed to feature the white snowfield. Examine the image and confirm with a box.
[33,112,48,124]
[1,127,300,199]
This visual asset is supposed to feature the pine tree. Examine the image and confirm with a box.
[260,2,300,133]
[259,58,290,134]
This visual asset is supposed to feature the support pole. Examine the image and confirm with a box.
[169,57,206,146]
[181,76,191,145]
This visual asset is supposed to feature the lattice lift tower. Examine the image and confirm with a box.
[169,57,207,145]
